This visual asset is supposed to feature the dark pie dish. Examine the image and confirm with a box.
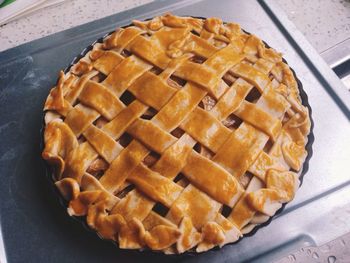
[41,14,314,255]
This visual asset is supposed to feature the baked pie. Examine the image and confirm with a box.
[42,14,311,254]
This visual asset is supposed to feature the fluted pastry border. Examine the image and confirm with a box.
[41,16,314,255]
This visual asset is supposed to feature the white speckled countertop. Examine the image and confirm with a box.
[0,0,349,55]
[276,0,350,53]
[0,0,153,52]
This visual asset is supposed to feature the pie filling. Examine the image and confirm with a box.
[42,14,311,254]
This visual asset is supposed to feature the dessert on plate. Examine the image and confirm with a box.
[42,13,311,254]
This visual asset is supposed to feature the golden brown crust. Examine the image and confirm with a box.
[42,14,311,254]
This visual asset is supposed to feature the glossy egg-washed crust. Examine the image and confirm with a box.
[42,14,311,254]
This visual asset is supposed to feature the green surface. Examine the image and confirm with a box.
[0,0,16,8]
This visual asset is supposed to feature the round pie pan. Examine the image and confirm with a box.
[41,16,315,257]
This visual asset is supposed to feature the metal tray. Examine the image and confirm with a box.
[0,0,349,262]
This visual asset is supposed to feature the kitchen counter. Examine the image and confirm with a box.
[0,0,349,55]
[276,0,350,54]
[0,0,153,52]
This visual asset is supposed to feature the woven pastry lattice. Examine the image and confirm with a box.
[42,14,311,254]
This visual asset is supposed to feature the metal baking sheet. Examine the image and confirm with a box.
[0,0,349,262]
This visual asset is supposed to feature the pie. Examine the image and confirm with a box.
[42,13,311,254]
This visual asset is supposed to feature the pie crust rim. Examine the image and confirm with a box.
[41,16,315,254]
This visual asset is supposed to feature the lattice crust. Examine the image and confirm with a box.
[42,14,311,254]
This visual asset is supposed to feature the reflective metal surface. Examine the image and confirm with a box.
[321,37,350,91]
[276,232,350,263]
[322,38,350,69]
[0,0,349,262]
